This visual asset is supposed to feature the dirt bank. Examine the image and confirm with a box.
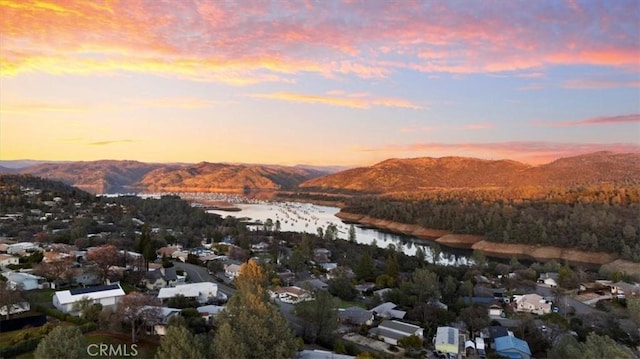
[336,211,620,266]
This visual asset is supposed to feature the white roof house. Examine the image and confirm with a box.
[53,283,126,314]
[7,242,41,255]
[158,282,218,304]
[435,326,459,355]
[370,302,406,319]
[225,264,242,279]
[369,320,423,346]
[514,294,551,315]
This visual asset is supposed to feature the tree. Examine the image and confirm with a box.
[155,325,205,359]
[34,326,83,359]
[0,284,24,320]
[384,253,399,282]
[328,275,357,301]
[167,294,198,309]
[348,224,356,242]
[86,245,122,284]
[213,259,297,358]
[547,332,635,359]
[558,265,579,289]
[460,304,490,336]
[73,296,102,322]
[117,292,161,342]
[471,250,486,268]
[415,246,426,267]
[296,290,339,344]
[404,268,440,304]
[430,243,441,264]
[355,250,376,282]
[398,335,424,352]
[628,296,640,339]
[137,224,156,271]
[33,257,73,283]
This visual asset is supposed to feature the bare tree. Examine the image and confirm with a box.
[117,292,161,342]
[0,283,25,320]
[33,257,73,284]
[86,245,122,284]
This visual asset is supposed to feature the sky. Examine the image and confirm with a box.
[0,0,639,167]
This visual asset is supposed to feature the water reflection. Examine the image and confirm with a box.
[208,202,471,266]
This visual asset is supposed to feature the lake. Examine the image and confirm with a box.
[208,201,472,266]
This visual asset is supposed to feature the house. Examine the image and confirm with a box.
[271,286,312,303]
[313,248,331,263]
[434,326,459,356]
[338,306,374,326]
[42,251,72,263]
[171,251,189,262]
[5,272,46,291]
[224,263,242,279]
[370,302,406,319]
[610,281,640,298]
[144,306,182,336]
[156,246,181,258]
[489,304,504,317]
[369,320,423,345]
[475,337,486,358]
[7,242,41,255]
[296,278,329,291]
[513,294,551,315]
[197,305,225,323]
[354,282,376,296]
[157,282,218,304]
[0,301,30,316]
[494,335,532,359]
[484,326,510,349]
[0,254,19,266]
[537,273,558,288]
[53,283,126,314]
[71,266,102,286]
[143,267,178,290]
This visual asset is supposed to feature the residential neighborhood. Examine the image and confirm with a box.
[0,176,639,358]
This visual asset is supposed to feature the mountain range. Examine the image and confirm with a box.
[300,151,640,194]
[1,151,638,194]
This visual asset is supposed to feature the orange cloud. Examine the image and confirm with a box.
[0,101,89,114]
[249,92,423,110]
[358,141,640,165]
[126,97,225,109]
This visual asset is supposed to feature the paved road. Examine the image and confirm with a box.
[172,261,236,298]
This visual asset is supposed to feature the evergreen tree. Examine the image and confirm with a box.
[213,259,297,358]
[155,326,204,359]
[34,326,83,359]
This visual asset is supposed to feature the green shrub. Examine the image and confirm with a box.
[0,337,42,358]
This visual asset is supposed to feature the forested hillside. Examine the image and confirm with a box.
[342,185,640,261]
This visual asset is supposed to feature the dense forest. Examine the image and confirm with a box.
[341,185,640,262]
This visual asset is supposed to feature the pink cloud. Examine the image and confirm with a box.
[358,141,640,165]
[535,114,640,127]
[563,78,640,89]
[1,1,638,82]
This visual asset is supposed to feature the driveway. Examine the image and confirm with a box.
[173,261,236,298]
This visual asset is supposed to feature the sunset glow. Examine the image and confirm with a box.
[1,0,638,166]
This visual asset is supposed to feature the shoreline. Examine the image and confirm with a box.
[335,211,620,266]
